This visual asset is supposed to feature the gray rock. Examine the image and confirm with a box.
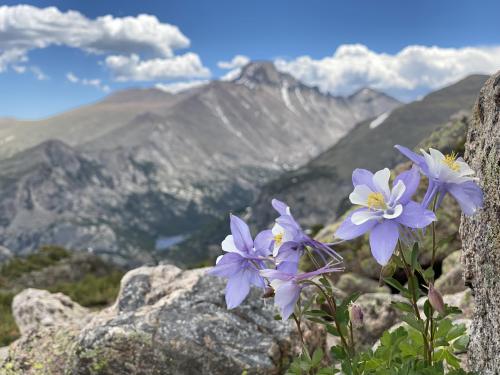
[336,272,390,295]
[12,288,90,335]
[460,70,500,374]
[435,250,466,295]
[2,265,323,374]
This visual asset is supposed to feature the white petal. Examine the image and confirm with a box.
[221,235,240,253]
[215,255,223,264]
[372,168,391,198]
[456,160,475,176]
[349,185,373,206]
[389,180,406,204]
[421,149,440,178]
[351,210,381,225]
[383,204,403,219]
[272,223,284,236]
[429,148,445,162]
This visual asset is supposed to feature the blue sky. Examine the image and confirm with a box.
[1,0,500,119]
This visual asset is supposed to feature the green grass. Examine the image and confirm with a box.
[0,246,124,346]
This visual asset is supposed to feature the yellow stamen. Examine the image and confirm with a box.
[443,152,460,171]
[367,192,387,210]
[274,233,283,247]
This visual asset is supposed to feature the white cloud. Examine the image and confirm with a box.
[0,5,210,81]
[275,44,500,100]
[155,80,209,94]
[104,53,210,81]
[12,65,26,74]
[30,66,48,80]
[217,55,250,69]
[66,72,110,92]
[217,54,250,82]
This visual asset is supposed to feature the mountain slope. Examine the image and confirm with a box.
[0,62,400,264]
[250,74,488,229]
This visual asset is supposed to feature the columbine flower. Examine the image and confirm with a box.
[335,167,436,266]
[260,265,342,320]
[395,145,483,215]
[269,199,343,273]
[209,214,271,309]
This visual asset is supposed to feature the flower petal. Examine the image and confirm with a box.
[349,184,373,206]
[383,204,403,219]
[225,270,251,309]
[221,235,242,254]
[396,201,436,228]
[208,252,244,277]
[389,180,406,205]
[447,181,483,216]
[372,168,391,198]
[254,229,273,256]
[394,166,420,204]
[274,281,301,320]
[272,198,290,215]
[352,169,376,190]
[395,145,426,168]
[230,214,253,253]
[335,208,377,240]
[369,220,399,266]
[352,209,382,225]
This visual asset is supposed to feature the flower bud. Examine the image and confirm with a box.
[349,303,364,327]
[428,283,445,315]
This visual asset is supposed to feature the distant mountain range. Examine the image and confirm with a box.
[250,74,488,230]
[0,61,400,265]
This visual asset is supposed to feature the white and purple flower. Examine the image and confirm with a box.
[335,167,436,266]
[395,145,483,215]
[208,214,271,309]
[269,199,343,273]
[260,265,342,319]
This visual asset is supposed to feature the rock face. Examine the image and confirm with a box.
[2,265,322,374]
[12,288,90,335]
[460,71,500,374]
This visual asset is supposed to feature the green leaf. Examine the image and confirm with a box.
[330,345,347,360]
[383,277,410,297]
[411,242,419,271]
[424,299,432,319]
[423,267,435,281]
[391,301,414,314]
[435,319,453,339]
[447,323,466,341]
[445,349,461,369]
[401,314,424,332]
[325,324,339,336]
[453,334,469,352]
[311,348,324,367]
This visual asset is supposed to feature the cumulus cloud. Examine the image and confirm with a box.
[275,44,500,100]
[66,72,110,92]
[155,80,209,94]
[217,55,250,69]
[0,5,210,81]
[104,53,210,81]
[218,54,250,82]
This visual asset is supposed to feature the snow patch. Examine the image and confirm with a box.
[294,87,310,112]
[281,82,297,114]
[369,111,390,129]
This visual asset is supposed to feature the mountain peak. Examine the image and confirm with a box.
[236,61,297,86]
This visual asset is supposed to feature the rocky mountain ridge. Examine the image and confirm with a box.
[0,61,400,264]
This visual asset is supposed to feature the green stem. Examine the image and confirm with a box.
[398,241,431,364]
[302,279,351,355]
[292,313,309,359]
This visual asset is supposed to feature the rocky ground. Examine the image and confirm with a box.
[0,247,471,374]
